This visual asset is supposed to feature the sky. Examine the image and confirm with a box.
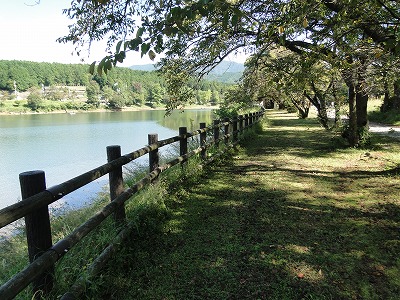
[0,0,246,67]
[0,0,158,67]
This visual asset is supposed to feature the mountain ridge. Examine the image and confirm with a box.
[129,61,244,83]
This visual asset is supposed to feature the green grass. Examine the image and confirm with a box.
[0,99,92,114]
[2,111,400,299]
[368,97,400,126]
[90,110,400,300]
[0,194,116,299]
[369,110,400,126]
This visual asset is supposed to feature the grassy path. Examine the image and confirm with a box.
[98,111,400,299]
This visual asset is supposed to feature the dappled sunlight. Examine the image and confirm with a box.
[208,256,228,269]
[286,244,311,254]
[285,205,329,214]
[287,261,325,283]
[93,111,400,299]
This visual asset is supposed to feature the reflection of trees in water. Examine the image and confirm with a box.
[158,109,214,131]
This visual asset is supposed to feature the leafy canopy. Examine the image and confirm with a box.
[58,0,400,112]
[60,0,400,69]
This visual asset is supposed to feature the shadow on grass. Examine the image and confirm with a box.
[95,160,400,299]
[242,118,341,159]
[92,114,400,300]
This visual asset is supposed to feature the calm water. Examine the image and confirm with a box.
[0,109,214,210]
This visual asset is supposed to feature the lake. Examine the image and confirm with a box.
[0,109,214,210]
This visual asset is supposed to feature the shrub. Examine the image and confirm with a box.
[26,92,43,111]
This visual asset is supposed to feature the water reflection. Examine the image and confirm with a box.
[0,109,214,209]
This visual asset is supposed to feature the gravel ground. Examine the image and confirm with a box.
[369,122,400,140]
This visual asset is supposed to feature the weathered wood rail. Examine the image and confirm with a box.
[0,110,264,299]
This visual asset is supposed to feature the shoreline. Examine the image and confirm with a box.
[0,104,218,116]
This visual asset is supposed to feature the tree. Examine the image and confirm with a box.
[59,1,400,73]
[86,80,101,107]
[26,89,43,111]
[147,83,165,105]
[45,86,68,101]
[108,93,126,109]
[60,0,400,145]
[210,89,220,106]
[376,57,400,112]
[243,47,345,126]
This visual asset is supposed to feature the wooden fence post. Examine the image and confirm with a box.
[19,170,53,297]
[179,127,188,164]
[238,115,243,136]
[107,145,126,225]
[148,134,159,173]
[213,119,220,148]
[244,114,249,128]
[224,118,230,145]
[200,122,207,160]
[233,117,238,143]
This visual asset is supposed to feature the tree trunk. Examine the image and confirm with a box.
[380,75,391,112]
[332,79,341,126]
[309,82,330,130]
[339,55,372,146]
[347,81,359,147]
[393,79,400,110]
[356,84,368,129]
[355,64,369,145]
[304,91,329,129]
[318,98,330,130]
[291,96,309,119]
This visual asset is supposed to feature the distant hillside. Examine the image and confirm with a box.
[204,61,244,83]
[129,61,244,83]
[129,64,157,72]
[0,60,233,111]
[209,61,245,74]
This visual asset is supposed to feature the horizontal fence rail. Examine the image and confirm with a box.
[0,110,264,300]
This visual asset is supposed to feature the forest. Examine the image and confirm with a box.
[0,60,232,111]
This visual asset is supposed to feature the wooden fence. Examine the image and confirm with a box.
[0,110,264,299]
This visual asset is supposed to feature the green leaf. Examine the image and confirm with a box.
[123,41,130,51]
[395,42,400,55]
[141,43,150,57]
[97,57,107,76]
[198,6,208,16]
[222,13,229,29]
[129,37,143,50]
[171,7,181,18]
[163,26,172,35]
[231,14,239,27]
[89,61,96,75]
[116,41,123,53]
[115,51,126,63]
[106,60,112,70]
[148,50,156,61]
[136,27,144,38]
